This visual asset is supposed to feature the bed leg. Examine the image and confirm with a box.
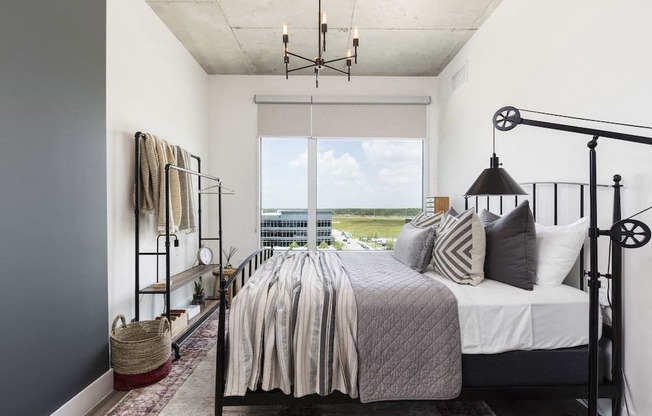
[612,396,622,416]
[171,342,181,361]
[215,278,227,416]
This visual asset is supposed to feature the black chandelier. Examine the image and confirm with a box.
[282,0,359,88]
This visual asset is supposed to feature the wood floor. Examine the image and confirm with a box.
[88,392,590,416]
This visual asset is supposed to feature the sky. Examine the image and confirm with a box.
[261,138,423,209]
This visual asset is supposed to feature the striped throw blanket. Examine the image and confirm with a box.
[225,251,358,398]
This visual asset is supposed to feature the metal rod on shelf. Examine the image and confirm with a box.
[167,164,221,182]
[165,164,172,323]
[197,156,202,259]
[134,132,142,321]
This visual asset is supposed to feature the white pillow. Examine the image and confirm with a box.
[535,217,589,287]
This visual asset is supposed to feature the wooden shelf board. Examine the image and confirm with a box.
[171,299,218,343]
[138,264,216,294]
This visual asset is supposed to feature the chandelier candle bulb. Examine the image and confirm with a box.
[353,28,359,63]
[346,49,351,80]
[321,12,327,51]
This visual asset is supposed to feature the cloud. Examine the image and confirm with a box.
[317,150,366,187]
[362,141,422,189]
[289,150,307,169]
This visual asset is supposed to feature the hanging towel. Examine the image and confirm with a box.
[133,132,184,233]
[135,133,160,214]
[156,138,182,233]
[175,145,197,232]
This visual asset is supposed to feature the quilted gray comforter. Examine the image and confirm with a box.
[338,251,462,402]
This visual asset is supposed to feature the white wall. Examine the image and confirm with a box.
[207,75,438,265]
[107,0,209,323]
[437,0,652,414]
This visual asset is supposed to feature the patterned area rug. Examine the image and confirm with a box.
[108,310,496,416]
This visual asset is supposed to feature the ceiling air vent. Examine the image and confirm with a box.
[452,61,468,92]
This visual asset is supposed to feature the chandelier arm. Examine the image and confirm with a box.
[320,64,348,75]
[287,63,320,73]
[286,51,315,64]
[322,56,352,65]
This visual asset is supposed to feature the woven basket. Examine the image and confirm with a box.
[110,314,171,375]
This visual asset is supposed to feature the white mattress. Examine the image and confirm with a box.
[424,271,600,354]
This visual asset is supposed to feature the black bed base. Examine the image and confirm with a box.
[463,346,593,387]
[221,346,618,408]
[222,385,618,408]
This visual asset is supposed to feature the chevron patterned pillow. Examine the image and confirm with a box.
[411,211,444,228]
[431,209,486,285]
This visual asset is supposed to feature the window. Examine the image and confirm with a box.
[256,95,429,250]
[260,137,424,250]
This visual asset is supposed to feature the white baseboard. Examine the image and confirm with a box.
[50,370,114,416]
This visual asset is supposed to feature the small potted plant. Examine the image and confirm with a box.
[193,278,205,305]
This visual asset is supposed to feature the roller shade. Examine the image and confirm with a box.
[257,103,312,137]
[255,95,429,139]
[312,104,426,138]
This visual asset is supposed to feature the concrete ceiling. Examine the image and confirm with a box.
[146,0,502,77]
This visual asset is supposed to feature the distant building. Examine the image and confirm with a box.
[261,210,332,248]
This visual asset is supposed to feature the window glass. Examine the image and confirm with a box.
[260,137,308,249]
[260,137,423,250]
[317,139,422,250]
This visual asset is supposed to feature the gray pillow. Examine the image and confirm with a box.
[446,206,460,218]
[479,209,500,226]
[480,200,536,290]
[393,223,436,273]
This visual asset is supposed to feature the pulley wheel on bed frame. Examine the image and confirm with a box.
[610,219,651,248]
[493,106,522,131]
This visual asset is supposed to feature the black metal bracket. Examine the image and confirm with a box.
[491,106,652,416]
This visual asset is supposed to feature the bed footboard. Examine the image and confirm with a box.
[215,247,273,416]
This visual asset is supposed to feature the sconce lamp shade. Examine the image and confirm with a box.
[465,154,528,196]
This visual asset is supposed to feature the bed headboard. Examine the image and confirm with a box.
[463,180,619,291]
[464,181,612,223]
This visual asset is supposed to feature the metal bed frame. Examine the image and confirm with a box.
[213,178,624,416]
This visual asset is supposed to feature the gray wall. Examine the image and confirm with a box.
[0,1,108,414]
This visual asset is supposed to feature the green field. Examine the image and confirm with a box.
[332,216,408,240]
